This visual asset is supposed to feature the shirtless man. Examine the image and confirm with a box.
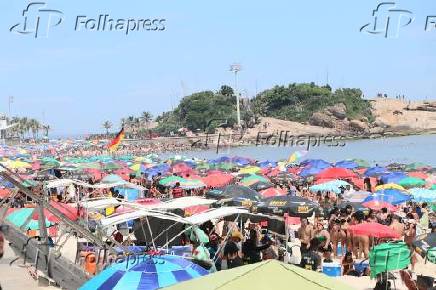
[390,215,404,238]
[298,218,314,253]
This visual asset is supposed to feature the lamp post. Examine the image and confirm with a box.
[229,63,242,128]
[8,96,14,117]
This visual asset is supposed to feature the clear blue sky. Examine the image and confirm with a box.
[1,0,435,136]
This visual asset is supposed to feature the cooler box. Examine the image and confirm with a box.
[323,262,342,277]
[354,261,369,274]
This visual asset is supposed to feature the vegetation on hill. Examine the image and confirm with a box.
[252,83,373,122]
[146,83,374,135]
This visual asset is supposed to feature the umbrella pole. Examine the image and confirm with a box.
[36,199,50,276]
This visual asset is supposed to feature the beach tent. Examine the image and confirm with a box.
[369,242,411,278]
[163,260,352,290]
[79,255,208,290]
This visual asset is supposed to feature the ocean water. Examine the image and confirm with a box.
[162,134,436,166]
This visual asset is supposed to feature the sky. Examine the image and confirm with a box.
[0,0,435,136]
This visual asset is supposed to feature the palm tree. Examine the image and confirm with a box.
[102,121,112,136]
[29,118,40,140]
[42,124,50,139]
[141,111,153,128]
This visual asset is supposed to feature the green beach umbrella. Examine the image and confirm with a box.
[369,242,411,279]
[398,177,426,188]
[6,208,52,230]
[352,158,370,168]
[159,176,185,187]
[164,260,352,290]
[240,174,269,185]
[431,184,436,190]
[103,162,122,171]
[405,162,431,171]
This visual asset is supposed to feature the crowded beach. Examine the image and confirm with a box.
[0,140,435,290]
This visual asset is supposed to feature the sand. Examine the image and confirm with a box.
[0,240,58,290]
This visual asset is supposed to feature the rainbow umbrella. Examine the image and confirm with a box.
[240,175,269,186]
[287,150,308,164]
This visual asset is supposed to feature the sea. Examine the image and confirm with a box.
[161,134,436,166]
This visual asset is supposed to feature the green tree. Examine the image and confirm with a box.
[102,121,112,136]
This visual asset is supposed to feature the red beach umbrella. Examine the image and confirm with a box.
[316,168,357,180]
[348,222,400,239]
[202,173,233,188]
[259,187,287,198]
[362,200,397,211]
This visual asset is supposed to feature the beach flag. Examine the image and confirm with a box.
[287,150,308,164]
[107,128,125,152]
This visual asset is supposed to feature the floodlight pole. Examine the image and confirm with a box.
[230,64,242,128]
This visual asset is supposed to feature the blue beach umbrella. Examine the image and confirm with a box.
[335,160,359,169]
[299,166,323,177]
[79,255,208,290]
[363,189,411,205]
[409,188,436,202]
[380,172,407,184]
[364,167,389,177]
[300,159,331,169]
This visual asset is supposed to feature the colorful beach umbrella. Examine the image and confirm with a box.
[408,188,436,202]
[79,255,208,290]
[6,208,52,230]
[369,242,411,278]
[287,150,308,164]
[398,177,426,188]
[363,189,411,205]
[348,223,400,239]
[364,166,388,177]
[259,187,287,198]
[374,183,405,191]
[362,200,396,211]
[315,167,357,180]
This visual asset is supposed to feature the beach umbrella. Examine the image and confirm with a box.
[33,201,78,222]
[180,179,206,190]
[257,196,319,218]
[431,184,436,190]
[362,200,396,211]
[257,160,278,168]
[202,173,233,188]
[380,172,407,184]
[348,223,400,239]
[101,174,124,184]
[287,150,308,164]
[259,187,287,198]
[164,259,352,290]
[238,166,261,174]
[369,242,411,279]
[159,176,186,187]
[364,166,388,177]
[103,162,123,171]
[352,159,370,168]
[374,183,405,191]
[240,174,269,186]
[405,162,432,171]
[309,180,350,194]
[216,162,236,171]
[408,171,428,180]
[206,185,261,202]
[315,167,357,180]
[248,181,274,191]
[334,160,359,169]
[6,208,52,230]
[343,190,371,203]
[8,160,31,169]
[232,156,252,166]
[398,177,426,188]
[0,188,11,199]
[299,167,322,177]
[79,255,208,290]
[300,159,331,169]
[363,189,411,205]
[408,188,436,202]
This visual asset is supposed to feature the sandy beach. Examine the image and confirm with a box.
[0,240,58,290]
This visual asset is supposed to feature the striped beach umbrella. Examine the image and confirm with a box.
[79,255,208,290]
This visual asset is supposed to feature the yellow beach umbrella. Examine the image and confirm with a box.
[238,166,261,174]
[375,183,406,191]
[130,163,142,171]
[8,160,31,169]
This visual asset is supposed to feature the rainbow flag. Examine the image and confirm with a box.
[287,150,308,164]
[107,128,125,152]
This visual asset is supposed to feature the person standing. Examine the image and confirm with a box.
[171,182,184,198]
[298,218,314,253]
